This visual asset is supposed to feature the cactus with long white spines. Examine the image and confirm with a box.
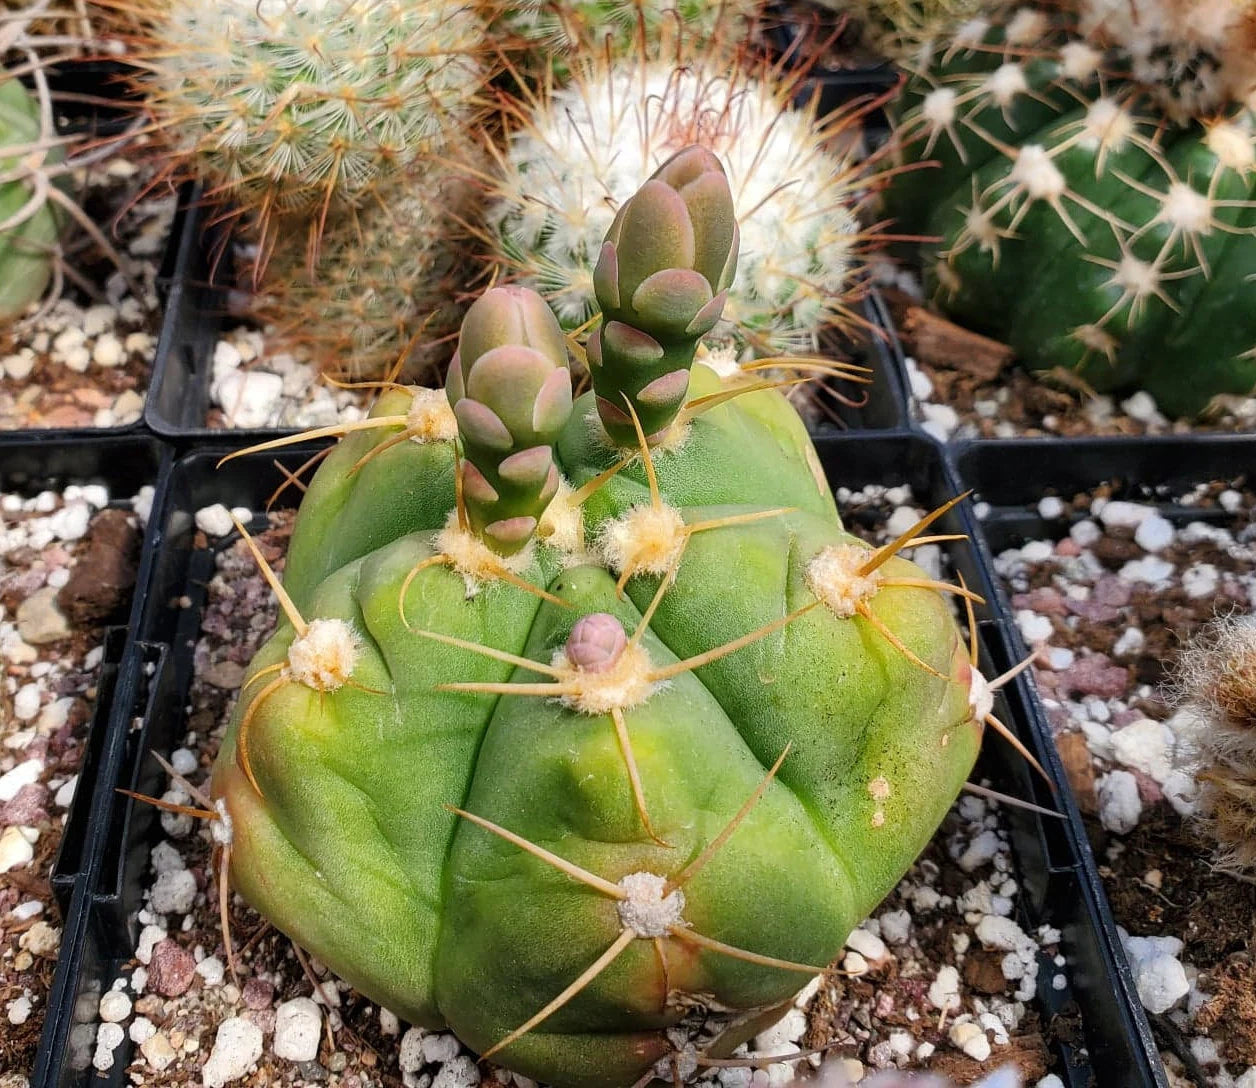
[486,37,872,362]
[885,7,1256,419]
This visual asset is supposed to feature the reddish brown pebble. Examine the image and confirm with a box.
[148,939,197,997]
[242,977,274,1009]
[1,783,50,827]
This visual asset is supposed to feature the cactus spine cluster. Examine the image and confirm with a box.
[205,148,993,1087]
[885,7,1256,419]
[487,40,869,361]
[1175,614,1256,875]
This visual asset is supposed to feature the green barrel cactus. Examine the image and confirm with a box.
[207,148,993,1087]
[884,8,1256,419]
[0,76,64,323]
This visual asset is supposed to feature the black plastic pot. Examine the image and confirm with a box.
[24,432,1165,1088]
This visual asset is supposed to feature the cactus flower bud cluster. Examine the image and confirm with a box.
[590,147,738,444]
[446,286,573,554]
[208,149,988,1088]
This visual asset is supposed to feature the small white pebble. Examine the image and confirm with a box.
[0,757,43,799]
[1037,497,1065,519]
[99,990,132,1023]
[399,1027,426,1073]
[1098,771,1142,834]
[1133,514,1174,553]
[130,1016,157,1045]
[948,1020,991,1061]
[273,997,322,1063]
[202,1017,263,1087]
[1099,501,1153,529]
[150,869,197,915]
[196,957,225,987]
[8,995,32,1025]
[1015,610,1053,645]
[195,504,235,538]
[170,748,198,776]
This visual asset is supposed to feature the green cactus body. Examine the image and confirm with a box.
[0,78,64,323]
[210,163,983,1088]
[886,11,1256,418]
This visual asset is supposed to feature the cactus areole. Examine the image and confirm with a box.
[885,10,1256,419]
[209,148,983,1087]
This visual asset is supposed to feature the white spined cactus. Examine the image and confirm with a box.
[493,0,759,57]
[1079,0,1256,119]
[487,48,871,359]
[135,0,487,258]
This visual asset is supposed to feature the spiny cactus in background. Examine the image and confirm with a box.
[0,78,64,323]
[127,0,486,269]
[252,158,480,381]
[884,8,1256,419]
[1079,0,1256,120]
[185,149,1023,1088]
[487,34,875,361]
[1174,614,1256,875]
[805,0,996,62]
[490,0,760,62]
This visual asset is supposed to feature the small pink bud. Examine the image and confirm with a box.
[566,613,628,673]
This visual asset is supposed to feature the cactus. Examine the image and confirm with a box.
[0,77,63,323]
[492,0,759,60]
[251,158,480,381]
[486,36,871,361]
[1173,614,1256,876]
[203,150,1005,1088]
[1078,0,1256,121]
[130,0,486,266]
[884,8,1256,419]
[805,0,998,62]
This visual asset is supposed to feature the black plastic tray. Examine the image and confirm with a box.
[0,435,172,1088]
[26,432,1163,1087]
[143,195,911,442]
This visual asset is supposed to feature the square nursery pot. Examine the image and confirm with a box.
[2,67,188,440]
[28,430,1163,1087]
[1,435,170,1088]
[143,194,910,443]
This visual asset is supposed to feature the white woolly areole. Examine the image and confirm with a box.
[491,60,860,354]
[1081,98,1135,151]
[536,479,587,563]
[805,544,882,619]
[1160,182,1212,234]
[212,799,234,845]
[965,204,1000,250]
[551,644,658,715]
[598,504,687,580]
[696,343,742,380]
[984,63,1028,108]
[286,618,360,691]
[1113,254,1160,298]
[953,17,991,48]
[1206,122,1256,172]
[968,667,994,722]
[1005,7,1049,44]
[922,87,959,131]
[1010,145,1066,201]
[616,872,686,938]
[406,387,458,444]
[436,511,535,596]
[1059,41,1104,82]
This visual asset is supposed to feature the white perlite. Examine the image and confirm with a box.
[273,997,322,1062]
[1097,771,1142,833]
[195,504,235,537]
[1121,933,1190,1014]
[202,1017,264,1086]
[615,872,685,938]
[150,869,198,915]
